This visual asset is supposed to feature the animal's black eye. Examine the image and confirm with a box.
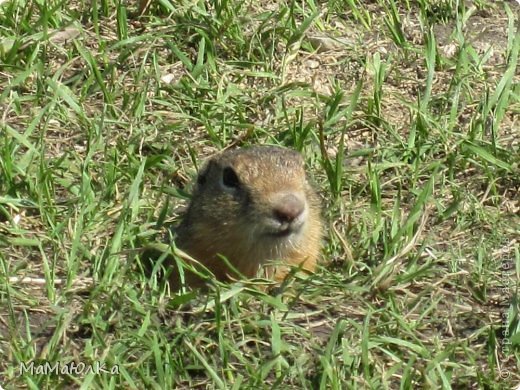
[222,167,240,188]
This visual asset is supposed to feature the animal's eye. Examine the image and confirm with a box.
[222,167,240,188]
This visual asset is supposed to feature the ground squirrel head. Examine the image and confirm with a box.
[175,145,323,284]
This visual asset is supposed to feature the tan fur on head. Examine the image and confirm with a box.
[172,145,323,288]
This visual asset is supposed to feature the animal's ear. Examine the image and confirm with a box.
[196,160,213,187]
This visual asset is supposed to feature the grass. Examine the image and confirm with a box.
[1,0,519,388]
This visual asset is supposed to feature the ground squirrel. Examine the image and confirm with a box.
[168,145,323,288]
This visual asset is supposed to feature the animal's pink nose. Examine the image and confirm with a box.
[273,194,305,223]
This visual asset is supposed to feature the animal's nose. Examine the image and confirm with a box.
[273,194,305,223]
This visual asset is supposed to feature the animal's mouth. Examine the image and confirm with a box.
[267,228,293,238]
[264,221,304,238]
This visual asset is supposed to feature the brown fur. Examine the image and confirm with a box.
[171,146,323,288]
